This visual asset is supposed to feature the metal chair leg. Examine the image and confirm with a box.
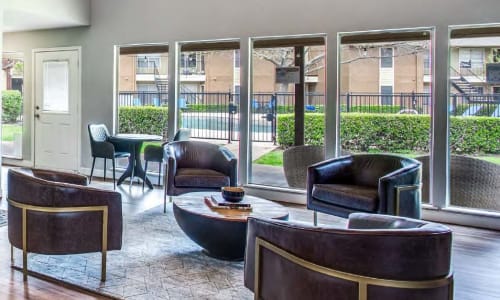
[90,157,96,183]
[157,162,162,186]
[313,211,318,226]
[103,158,107,182]
[143,160,148,191]
[112,158,116,190]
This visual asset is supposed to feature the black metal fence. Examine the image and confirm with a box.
[118,91,500,142]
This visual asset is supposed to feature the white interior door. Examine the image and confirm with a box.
[34,49,80,171]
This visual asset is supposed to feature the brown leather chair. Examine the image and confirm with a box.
[164,141,237,212]
[307,154,422,224]
[143,128,191,189]
[244,213,453,300]
[7,168,123,282]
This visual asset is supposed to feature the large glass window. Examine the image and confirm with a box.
[249,37,326,189]
[2,52,24,159]
[339,31,432,203]
[448,28,500,213]
[178,41,240,164]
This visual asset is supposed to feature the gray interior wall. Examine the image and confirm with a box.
[3,0,500,172]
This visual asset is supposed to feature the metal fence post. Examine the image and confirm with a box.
[228,92,233,144]
[346,92,351,112]
[453,94,458,116]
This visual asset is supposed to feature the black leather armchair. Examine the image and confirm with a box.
[307,154,422,223]
[8,168,123,282]
[245,213,453,300]
[163,141,238,212]
[88,124,130,189]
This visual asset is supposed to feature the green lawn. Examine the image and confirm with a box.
[253,149,284,166]
[1,124,22,142]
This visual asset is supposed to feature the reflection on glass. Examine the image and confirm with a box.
[448,34,500,212]
[43,61,69,112]
[250,44,326,189]
[339,35,432,203]
[2,52,24,159]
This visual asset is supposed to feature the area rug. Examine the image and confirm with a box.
[12,205,254,300]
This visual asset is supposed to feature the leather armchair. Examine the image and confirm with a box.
[244,213,453,300]
[307,154,422,223]
[143,128,191,189]
[7,168,123,282]
[164,141,237,211]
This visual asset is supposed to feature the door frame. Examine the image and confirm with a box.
[31,46,82,171]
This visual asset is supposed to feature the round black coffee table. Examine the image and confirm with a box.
[173,193,289,261]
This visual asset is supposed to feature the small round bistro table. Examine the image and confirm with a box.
[108,133,162,189]
[173,193,289,261]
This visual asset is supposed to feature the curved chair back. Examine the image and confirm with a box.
[349,154,418,187]
[245,214,453,300]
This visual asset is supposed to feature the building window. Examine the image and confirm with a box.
[380,85,393,105]
[234,50,240,68]
[180,52,205,74]
[380,47,393,68]
[136,54,160,74]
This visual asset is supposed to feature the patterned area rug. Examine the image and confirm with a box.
[12,205,253,299]
[0,210,7,227]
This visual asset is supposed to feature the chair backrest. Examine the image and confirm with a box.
[88,123,110,143]
[173,128,191,141]
[350,154,419,187]
[168,140,225,169]
[245,215,452,300]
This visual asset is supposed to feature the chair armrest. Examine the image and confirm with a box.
[378,164,421,217]
[348,212,427,229]
[165,145,178,192]
[32,169,88,186]
[213,147,238,185]
[308,155,353,184]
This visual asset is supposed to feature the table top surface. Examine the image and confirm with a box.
[110,133,162,142]
[173,192,289,222]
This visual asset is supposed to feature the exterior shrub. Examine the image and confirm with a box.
[277,113,500,155]
[118,106,168,135]
[2,90,23,123]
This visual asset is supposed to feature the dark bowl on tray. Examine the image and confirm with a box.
[221,186,245,203]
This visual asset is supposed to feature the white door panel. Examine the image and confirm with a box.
[34,49,80,171]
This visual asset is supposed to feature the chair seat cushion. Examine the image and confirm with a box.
[175,168,230,188]
[114,151,130,158]
[312,184,378,212]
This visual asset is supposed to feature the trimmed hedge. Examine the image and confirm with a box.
[118,106,168,135]
[277,113,500,155]
[2,90,23,123]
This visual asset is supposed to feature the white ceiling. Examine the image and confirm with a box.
[3,0,90,32]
